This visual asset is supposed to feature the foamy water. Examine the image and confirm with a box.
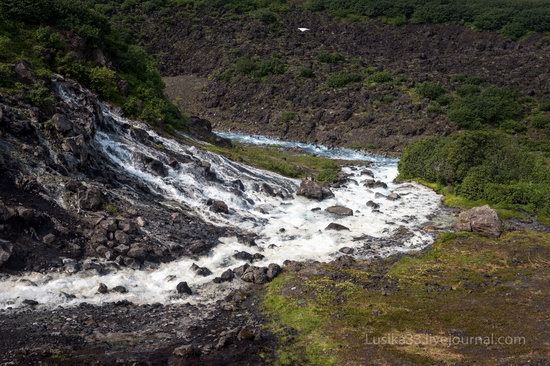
[0,88,444,309]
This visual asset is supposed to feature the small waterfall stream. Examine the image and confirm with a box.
[0,90,446,309]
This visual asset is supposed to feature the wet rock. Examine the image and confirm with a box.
[266,263,282,280]
[240,266,268,284]
[50,113,72,134]
[366,200,380,209]
[0,239,13,267]
[79,187,104,210]
[233,251,254,262]
[339,247,355,254]
[311,207,321,212]
[325,223,350,231]
[126,244,148,260]
[220,269,234,282]
[191,263,213,276]
[176,281,192,295]
[455,205,502,237]
[112,286,128,294]
[233,263,250,277]
[296,178,334,200]
[387,192,401,201]
[208,199,229,214]
[173,344,201,358]
[325,205,353,216]
[123,257,141,269]
[22,299,39,306]
[364,180,388,189]
[42,233,56,245]
[16,207,35,223]
[361,169,374,177]
[97,283,109,294]
[147,158,168,177]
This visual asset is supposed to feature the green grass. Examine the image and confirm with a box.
[206,143,340,184]
[263,230,550,365]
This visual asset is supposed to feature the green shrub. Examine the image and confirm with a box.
[540,100,550,112]
[326,71,362,88]
[448,87,522,128]
[0,63,13,87]
[27,83,55,108]
[399,130,550,215]
[531,114,550,129]
[416,82,446,100]
[279,111,297,124]
[299,67,315,78]
[500,119,527,134]
[89,66,119,101]
[235,55,287,78]
[366,70,392,84]
[317,51,344,64]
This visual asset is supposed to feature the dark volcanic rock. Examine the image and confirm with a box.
[325,223,350,231]
[297,179,334,200]
[191,263,213,276]
[176,281,193,295]
[0,239,13,267]
[325,205,353,216]
[208,199,229,214]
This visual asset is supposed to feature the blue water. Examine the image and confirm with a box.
[215,131,398,165]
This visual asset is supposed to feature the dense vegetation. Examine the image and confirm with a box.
[0,0,186,130]
[87,0,550,40]
[399,131,550,217]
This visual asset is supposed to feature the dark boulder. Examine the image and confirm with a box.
[325,223,350,231]
[176,281,192,295]
[208,199,229,214]
[297,179,334,200]
[325,205,353,216]
[0,239,13,267]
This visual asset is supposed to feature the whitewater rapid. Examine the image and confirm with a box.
[0,96,446,309]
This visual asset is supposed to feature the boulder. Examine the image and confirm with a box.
[364,180,388,189]
[176,281,192,295]
[266,263,282,280]
[240,266,268,284]
[297,179,334,200]
[112,286,128,294]
[173,344,201,358]
[79,187,104,210]
[455,205,502,237]
[50,113,72,134]
[14,61,35,83]
[208,199,229,214]
[190,263,213,277]
[325,205,353,216]
[366,200,380,209]
[0,239,13,267]
[97,283,109,294]
[220,269,234,282]
[387,192,401,201]
[233,251,254,262]
[325,223,350,231]
[42,233,56,245]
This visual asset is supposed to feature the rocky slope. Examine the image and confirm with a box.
[115,7,550,151]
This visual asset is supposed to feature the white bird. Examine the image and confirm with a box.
[298,27,310,32]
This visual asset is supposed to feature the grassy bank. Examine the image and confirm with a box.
[263,230,550,365]
[207,143,340,184]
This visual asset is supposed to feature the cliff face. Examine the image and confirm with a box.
[118,8,550,151]
[0,76,228,273]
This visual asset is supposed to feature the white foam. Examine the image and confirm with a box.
[0,96,444,309]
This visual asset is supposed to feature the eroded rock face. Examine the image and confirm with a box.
[0,239,13,267]
[297,179,334,200]
[455,205,502,237]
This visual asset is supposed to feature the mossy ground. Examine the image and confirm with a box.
[206,143,340,184]
[262,230,550,365]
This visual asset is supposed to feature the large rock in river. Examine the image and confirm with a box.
[325,205,353,216]
[296,178,334,200]
[455,205,502,237]
[0,239,13,267]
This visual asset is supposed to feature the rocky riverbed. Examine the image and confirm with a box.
[0,75,454,363]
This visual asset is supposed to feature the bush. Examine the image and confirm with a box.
[317,51,344,64]
[326,71,362,88]
[448,87,522,128]
[416,82,446,100]
[0,63,13,87]
[531,114,550,129]
[235,55,287,78]
[399,130,550,214]
[279,111,297,124]
[366,70,392,84]
[299,67,315,78]
[89,66,119,101]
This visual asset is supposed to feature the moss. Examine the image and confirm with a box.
[263,230,550,365]
[103,203,119,215]
[206,143,340,183]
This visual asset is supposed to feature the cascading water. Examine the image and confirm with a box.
[0,85,448,309]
